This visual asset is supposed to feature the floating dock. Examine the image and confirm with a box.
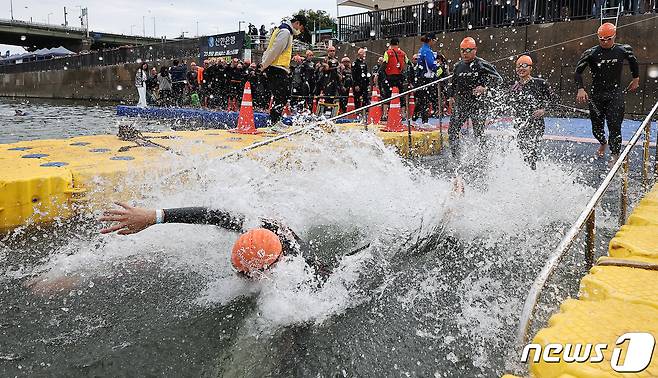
[0,123,444,231]
[116,105,274,127]
[507,185,658,377]
[116,106,357,127]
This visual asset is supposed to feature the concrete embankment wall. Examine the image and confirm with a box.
[339,14,658,116]
[0,15,656,114]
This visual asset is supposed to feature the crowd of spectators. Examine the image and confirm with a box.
[135,39,453,120]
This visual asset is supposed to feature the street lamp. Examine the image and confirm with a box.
[238,20,245,32]
[10,0,13,20]
[47,12,53,24]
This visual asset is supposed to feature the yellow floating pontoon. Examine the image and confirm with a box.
[521,182,658,377]
[0,123,445,231]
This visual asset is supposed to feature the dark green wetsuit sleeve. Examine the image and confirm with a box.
[480,59,502,88]
[162,207,244,232]
[574,48,593,89]
[621,44,640,79]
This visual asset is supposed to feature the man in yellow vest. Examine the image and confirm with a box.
[260,14,307,130]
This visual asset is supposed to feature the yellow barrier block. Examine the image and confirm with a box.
[0,161,76,229]
[609,224,658,261]
[1,126,444,231]
[579,265,658,310]
[530,298,658,378]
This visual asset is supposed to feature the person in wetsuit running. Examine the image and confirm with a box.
[575,22,640,159]
[509,55,551,170]
[446,37,502,158]
[99,203,328,278]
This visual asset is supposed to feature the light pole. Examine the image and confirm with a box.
[142,15,146,37]
[10,0,13,20]
[130,24,136,35]
[47,12,53,24]
[152,16,156,37]
[238,20,245,32]
[196,20,199,37]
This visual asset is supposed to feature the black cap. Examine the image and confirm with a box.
[390,37,399,45]
[291,14,308,28]
[425,32,437,40]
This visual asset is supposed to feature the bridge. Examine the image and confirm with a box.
[0,18,165,52]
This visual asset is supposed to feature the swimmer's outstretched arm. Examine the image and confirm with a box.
[100,202,244,235]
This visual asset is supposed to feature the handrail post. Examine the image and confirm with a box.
[586,209,596,269]
[406,93,413,158]
[654,121,658,179]
[643,120,651,189]
[438,81,443,153]
[620,157,629,226]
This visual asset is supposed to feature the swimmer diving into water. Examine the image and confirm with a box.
[100,203,331,278]
[26,179,463,294]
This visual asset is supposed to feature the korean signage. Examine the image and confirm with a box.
[199,31,245,62]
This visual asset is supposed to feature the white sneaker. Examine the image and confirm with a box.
[421,123,433,130]
[269,121,289,133]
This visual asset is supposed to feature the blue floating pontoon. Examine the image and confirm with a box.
[116,106,360,128]
[116,106,281,128]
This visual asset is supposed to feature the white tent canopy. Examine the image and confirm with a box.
[337,0,426,11]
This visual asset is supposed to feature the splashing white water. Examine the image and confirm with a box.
[11,126,595,348]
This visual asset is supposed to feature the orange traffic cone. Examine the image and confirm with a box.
[408,92,416,121]
[380,87,405,132]
[229,82,261,135]
[345,89,356,119]
[367,87,382,125]
[283,100,292,117]
[312,96,318,115]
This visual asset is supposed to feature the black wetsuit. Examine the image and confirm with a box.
[509,77,552,170]
[161,207,326,276]
[352,58,370,108]
[446,57,502,157]
[574,44,640,155]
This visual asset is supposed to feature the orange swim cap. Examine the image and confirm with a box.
[516,55,533,66]
[231,228,283,275]
[597,22,616,38]
[460,37,477,49]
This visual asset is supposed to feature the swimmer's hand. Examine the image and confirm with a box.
[626,78,639,93]
[99,202,156,235]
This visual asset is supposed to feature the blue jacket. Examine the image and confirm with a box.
[417,43,438,78]
[169,65,187,82]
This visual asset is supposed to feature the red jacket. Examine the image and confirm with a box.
[384,46,408,76]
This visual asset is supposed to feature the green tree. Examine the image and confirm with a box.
[292,9,337,44]
[293,9,337,32]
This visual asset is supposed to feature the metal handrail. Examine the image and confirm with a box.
[516,99,658,345]
[219,74,453,160]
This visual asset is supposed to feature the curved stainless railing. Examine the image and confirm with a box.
[516,99,658,345]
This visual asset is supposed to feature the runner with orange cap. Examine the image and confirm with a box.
[446,37,502,158]
[99,203,331,278]
[509,54,552,170]
[575,22,640,160]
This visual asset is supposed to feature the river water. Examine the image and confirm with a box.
[0,97,650,377]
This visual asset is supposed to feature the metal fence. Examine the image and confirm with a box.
[338,0,658,42]
[0,39,199,74]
